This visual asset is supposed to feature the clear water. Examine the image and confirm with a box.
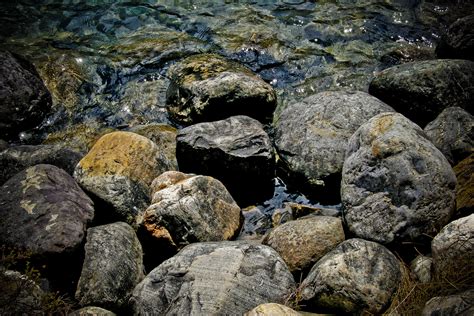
[1,0,469,236]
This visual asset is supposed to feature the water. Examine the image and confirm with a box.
[0,0,469,236]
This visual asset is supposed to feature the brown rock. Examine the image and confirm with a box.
[454,154,474,217]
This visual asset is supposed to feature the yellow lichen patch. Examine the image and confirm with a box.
[371,114,393,136]
[20,200,36,215]
[77,131,162,185]
[143,221,177,248]
[21,167,45,195]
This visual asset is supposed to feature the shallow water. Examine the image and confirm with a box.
[0,0,468,235]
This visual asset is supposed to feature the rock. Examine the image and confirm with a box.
[369,59,474,127]
[177,115,275,205]
[0,144,83,185]
[129,123,178,171]
[424,107,473,165]
[137,173,242,268]
[245,303,302,316]
[69,306,117,316]
[130,241,296,315]
[436,14,474,61]
[454,154,474,217]
[0,270,46,315]
[422,289,474,316]
[274,91,394,202]
[0,51,52,139]
[271,203,340,227]
[263,216,345,276]
[300,238,401,315]
[74,131,174,224]
[342,113,456,245]
[149,170,194,194]
[75,222,143,312]
[0,140,8,151]
[410,255,432,283]
[431,214,474,279]
[166,54,277,125]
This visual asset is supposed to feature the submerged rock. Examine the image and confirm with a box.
[166,54,277,125]
[342,113,456,245]
[369,59,474,127]
[75,222,143,312]
[300,238,401,315]
[263,216,345,276]
[0,144,82,185]
[0,51,52,139]
[422,289,474,316]
[271,203,340,227]
[74,131,174,224]
[453,154,474,217]
[274,91,393,202]
[130,241,295,315]
[424,107,473,165]
[436,14,474,61]
[177,115,275,205]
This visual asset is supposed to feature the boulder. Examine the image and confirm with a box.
[263,216,345,276]
[0,270,46,315]
[431,214,474,279]
[300,238,401,315]
[0,139,8,151]
[0,164,94,289]
[177,115,275,205]
[410,255,432,283]
[424,107,473,165]
[0,51,52,139]
[453,154,474,217]
[74,131,174,225]
[271,203,340,227]
[130,241,296,315]
[369,59,474,127]
[245,303,302,316]
[422,289,474,316]
[69,306,116,316]
[137,173,242,268]
[436,14,474,61]
[342,113,456,245]
[274,91,393,202]
[166,54,277,125]
[75,222,143,312]
[0,144,83,185]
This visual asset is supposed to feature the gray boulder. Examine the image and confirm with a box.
[263,216,345,276]
[75,222,143,312]
[274,91,393,202]
[410,255,432,283]
[69,306,116,316]
[0,51,52,139]
[245,303,302,316]
[300,238,401,315]
[0,270,46,315]
[166,54,277,125]
[130,241,296,315]
[342,113,456,244]
[369,59,474,127]
[177,115,275,205]
[0,144,83,185]
[422,289,474,316]
[436,14,474,61]
[424,107,473,165]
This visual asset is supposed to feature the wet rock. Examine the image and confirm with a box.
[300,238,401,315]
[166,54,277,125]
[0,270,46,315]
[422,289,474,316]
[69,306,117,316]
[342,113,456,245]
[369,59,474,127]
[0,51,52,139]
[431,214,474,279]
[137,173,242,268]
[177,115,275,205]
[74,131,174,224]
[0,144,82,185]
[245,303,302,316]
[424,107,473,165]
[75,222,143,312]
[130,241,295,315]
[274,91,394,203]
[263,216,345,276]
[454,154,474,217]
[0,164,94,289]
[410,255,432,283]
[271,203,340,227]
[129,123,178,171]
[436,14,474,61]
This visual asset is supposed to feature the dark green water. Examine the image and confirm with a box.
[1,0,469,236]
